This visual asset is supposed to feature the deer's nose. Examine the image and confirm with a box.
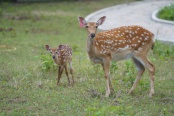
[90,33,95,38]
[52,56,55,59]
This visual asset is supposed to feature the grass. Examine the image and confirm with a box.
[0,0,174,115]
[158,3,174,21]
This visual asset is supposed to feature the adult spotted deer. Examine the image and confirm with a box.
[78,16,155,97]
[45,44,74,85]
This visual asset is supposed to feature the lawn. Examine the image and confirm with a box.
[0,0,174,115]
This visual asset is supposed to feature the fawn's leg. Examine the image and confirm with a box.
[57,66,64,85]
[69,61,74,83]
[65,64,70,84]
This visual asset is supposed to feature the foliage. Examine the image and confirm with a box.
[123,60,136,85]
[110,62,118,74]
[158,4,174,21]
[39,53,57,72]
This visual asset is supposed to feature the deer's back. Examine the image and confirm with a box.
[58,45,72,62]
[94,25,154,55]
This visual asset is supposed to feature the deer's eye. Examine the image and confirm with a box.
[96,26,98,28]
[56,52,58,54]
[86,26,89,28]
[50,52,52,53]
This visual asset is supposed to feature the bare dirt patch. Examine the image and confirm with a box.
[0,45,16,52]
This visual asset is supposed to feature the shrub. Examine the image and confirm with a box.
[158,4,174,21]
[39,53,57,72]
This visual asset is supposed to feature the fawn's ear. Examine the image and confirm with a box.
[78,17,87,28]
[96,16,106,26]
[45,45,50,51]
[58,45,64,52]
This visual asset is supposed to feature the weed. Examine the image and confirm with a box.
[39,53,57,72]
[110,62,118,74]
[123,60,136,85]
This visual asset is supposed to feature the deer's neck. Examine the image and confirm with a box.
[86,37,95,55]
[86,36,103,64]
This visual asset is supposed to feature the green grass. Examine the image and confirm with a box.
[1,1,174,115]
[158,3,174,21]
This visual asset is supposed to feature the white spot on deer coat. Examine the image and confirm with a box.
[117,45,130,51]
[96,42,98,45]
[129,34,132,38]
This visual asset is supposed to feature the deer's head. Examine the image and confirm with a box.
[45,45,58,59]
[78,16,106,39]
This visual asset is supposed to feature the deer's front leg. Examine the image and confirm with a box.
[57,66,64,85]
[101,63,114,94]
[103,58,111,97]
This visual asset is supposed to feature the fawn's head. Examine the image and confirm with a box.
[78,16,106,39]
[45,45,58,59]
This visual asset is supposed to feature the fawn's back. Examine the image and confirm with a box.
[45,44,72,65]
[57,45,72,63]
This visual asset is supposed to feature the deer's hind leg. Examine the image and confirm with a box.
[129,57,145,94]
[65,64,70,84]
[133,55,155,97]
[139,57,155,97]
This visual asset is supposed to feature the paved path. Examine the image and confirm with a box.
[85,0,174,44]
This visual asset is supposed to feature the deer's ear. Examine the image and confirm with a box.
[96,16,106,26]
[45,45,50,51]
[78,17,87,28]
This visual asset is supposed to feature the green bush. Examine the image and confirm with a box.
[39,54,57,72]
[158,4,174,21]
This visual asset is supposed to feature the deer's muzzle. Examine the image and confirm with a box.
[90,33,95,38]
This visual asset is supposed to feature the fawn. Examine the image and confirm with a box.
[78,16,155,97]
[45,44,74,85]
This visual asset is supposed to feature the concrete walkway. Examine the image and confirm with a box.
[85,0,174,44]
